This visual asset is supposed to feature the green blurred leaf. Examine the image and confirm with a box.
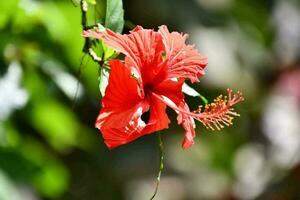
[0,138,69,198]
[33,162,69,198]
[0,148,40,182]
[20,137,69,198]
[30,100,80,151]
[2,122,21,148]
[105,0,124,33]
[0,0,18,29]
[124,20,136,29]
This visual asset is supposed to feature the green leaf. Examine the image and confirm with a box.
[86,0,96,5]
[71,0,96,7]
[182,83,208,105]
[70,0,81,7]
[97,23,106,32]
[102,41,116,60]
[105,0,124,33]
[124,20,136,29]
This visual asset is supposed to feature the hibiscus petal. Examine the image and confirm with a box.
[158,25,208,83]
[176,102,196,149]
[98,95,170,149]
[142,93,170,134]
[95,60,146,146]
[99,103,149,149]
[83,27,166,85]
[151,79,195,148]
[152,78,185,102]
[100,60,142,110]
[96,59,170,149]
[150,92,196,149]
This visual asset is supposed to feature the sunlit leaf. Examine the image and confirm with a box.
[102,41,116,60]
[98,68,109,97]
[105,0,124,33]
[97,23,106,32]
[86,0,97,5]
[182,83,208,105]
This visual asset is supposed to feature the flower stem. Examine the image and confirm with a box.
[150,132,164,200]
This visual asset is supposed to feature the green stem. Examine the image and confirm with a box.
[80,0,105,66]
[150,132,164,200]
[198,94,208,105]
[72,53,87,108]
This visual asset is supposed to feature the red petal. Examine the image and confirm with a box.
[151,92,196,149]
[152,79,185,102]
[176,102,196,149]
[99,101,149,149]
[100,60,142,111]
[142,93,170,134]
[158,25,208,83]
[95,60,146,147]
[151,79,196,148]
[96,60,170,149]
[98,95,170,149]
[82,29,102,39]
[84,27,167,85]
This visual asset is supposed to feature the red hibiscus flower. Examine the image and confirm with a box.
[83,25,243,149]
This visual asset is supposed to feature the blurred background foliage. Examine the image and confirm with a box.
[1,0,300,199]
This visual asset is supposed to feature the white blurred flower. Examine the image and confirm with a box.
[166,138,230,199]
[273,1,300,65]
[0,170,39,200]
[188,26,257,97]
[0,62,28,121]
[41,60,84,100]
[263,95,300,168]
[233,143,271,200]
[189,27,240,87]
[195,0,233,11]
[125,176,185,200]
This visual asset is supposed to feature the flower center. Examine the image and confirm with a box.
[143,84,154,96]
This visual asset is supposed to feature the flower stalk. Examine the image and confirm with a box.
[150,132,164,200]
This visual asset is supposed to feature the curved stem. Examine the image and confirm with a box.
[72,53,87,109]
[150,132,164,200]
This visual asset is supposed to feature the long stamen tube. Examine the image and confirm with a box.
[153,88,244,131]
[195,88,244,131]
